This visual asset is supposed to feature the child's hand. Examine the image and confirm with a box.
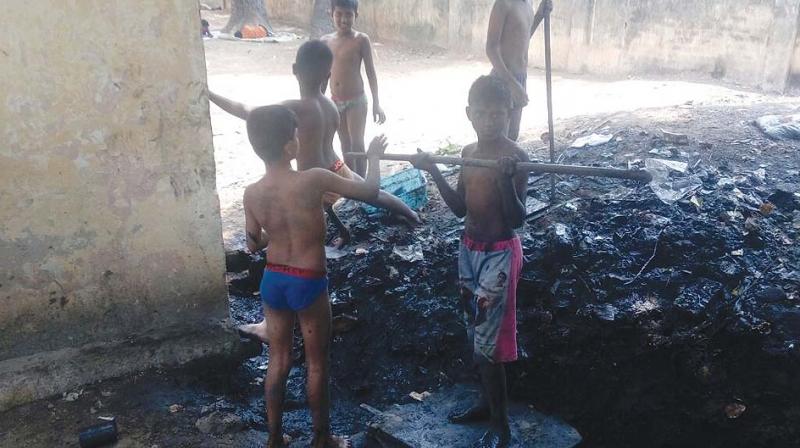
[511,83,529,108]
[367,134,388,158]
[373,104,387,124]
[497,156,517,178]
[410,149,436,172]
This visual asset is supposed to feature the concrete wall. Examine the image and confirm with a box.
[0,0,232,410]
[269,0,800,91]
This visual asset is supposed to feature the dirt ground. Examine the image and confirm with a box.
[2,15,799,448]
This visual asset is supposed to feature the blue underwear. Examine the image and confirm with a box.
[260,263,328,311]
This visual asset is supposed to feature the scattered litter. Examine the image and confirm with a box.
[648,147,674,157]
[169,404,184,414]
[63,390,83,402]
[363,168,428,217]
[195,411,245,435]
[570,133,614,148]
[689,195,703,210]
[216,31,299,43]
[760,202,775,215]
[731,249,744,256]
[725,402,747,419]
[752,168,766,183]
[355,247,369,256]
[409,391,431,402]
[325,246,349,260]
[661,129,690,145]
[646,158,702,204]
[754,114,800,140]
[332,314,359,333]
[525,196,549,216]
[79,416,118,448]
[392,244,424,263]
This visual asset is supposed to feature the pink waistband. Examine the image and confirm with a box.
[266,263,326,279]
[462,235,521,252]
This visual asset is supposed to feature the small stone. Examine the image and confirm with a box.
[725,402,747,419]
[195,411,245,435]
[169,404,184,414]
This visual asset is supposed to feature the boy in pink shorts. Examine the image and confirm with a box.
[412,75,528,448]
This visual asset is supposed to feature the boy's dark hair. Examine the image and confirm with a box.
[246,105,297,162]
[295,40,333,82]
[468,75,512,109]
[332,0,358,11]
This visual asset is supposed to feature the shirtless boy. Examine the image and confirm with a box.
[243,104,389,448]
[486,0,552,140]
[210,41,418,343]
[210,41,418,247]
[412,76,528,448]
[322,0,386,177]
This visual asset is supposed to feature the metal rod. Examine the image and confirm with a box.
[345,152,653,183]
[544,10,557,202]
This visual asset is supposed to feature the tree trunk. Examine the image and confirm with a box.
[310,0,334,38]
[222,0,273,34]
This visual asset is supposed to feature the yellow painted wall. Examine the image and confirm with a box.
[0,0,229,408]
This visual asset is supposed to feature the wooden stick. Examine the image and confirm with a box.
[344,153,653,182]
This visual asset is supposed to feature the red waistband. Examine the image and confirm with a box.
[329,159,345,173]
[265,263,327,279]
[462,235,521,252]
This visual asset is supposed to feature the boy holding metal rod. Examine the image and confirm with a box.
[412,75,528,448]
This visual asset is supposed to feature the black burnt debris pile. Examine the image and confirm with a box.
[226,111,799,447]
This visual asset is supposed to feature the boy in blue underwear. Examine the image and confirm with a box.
[243,105,388,448]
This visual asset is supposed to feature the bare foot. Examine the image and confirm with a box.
[448,403,490,424]
[238,319,269,344]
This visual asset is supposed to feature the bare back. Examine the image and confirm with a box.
[284,94,341,171]
[245,170,328,271]
[495,0,535,73]
[460,142,527,241]
[322,32,367,100]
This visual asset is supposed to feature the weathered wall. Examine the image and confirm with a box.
[790,15,800,89]
[0,0,231,410]
[269,0,800,91]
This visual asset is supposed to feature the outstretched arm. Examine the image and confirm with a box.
[362,35,386,124]
[486,2,528,107]
[243,189,268,253]
[209,90,253,121]
[411,150,467,218]
[313,135,388,202]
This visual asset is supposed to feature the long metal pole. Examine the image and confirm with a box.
[544,10,557,201]
[345,153,652,183]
